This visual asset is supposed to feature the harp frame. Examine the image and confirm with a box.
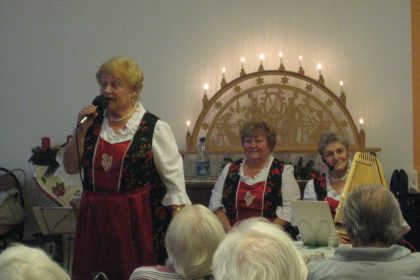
[334,152,387,224]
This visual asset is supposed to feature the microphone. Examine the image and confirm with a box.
[78,95,109,126]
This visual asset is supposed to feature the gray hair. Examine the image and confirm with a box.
[212,218,308,280]
[343,184,404,245]
[0,243,70,280]
[317,132,350,158]
[165,204,225,279]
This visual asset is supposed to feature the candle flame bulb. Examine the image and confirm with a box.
[279,52,283,58]
[241,57,245,63]
[203,83,209,91]
[222,67,226,73]
[259,53,265,61]
[340,80,344,87]
[359,118,364,125]
[299,55,303,66]
[186,120,191,127]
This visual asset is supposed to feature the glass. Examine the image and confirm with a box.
[327,234,339,248]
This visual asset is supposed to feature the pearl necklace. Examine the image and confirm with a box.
[329,164,350,183]
[106,106,137,122]
[329,174,347,183]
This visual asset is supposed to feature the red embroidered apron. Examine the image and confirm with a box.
[72,139,155,280]
[235,181,266,223]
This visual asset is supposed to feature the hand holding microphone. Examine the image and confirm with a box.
[78,95,109,127]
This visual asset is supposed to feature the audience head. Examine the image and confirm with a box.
[165,204,225,279]
[240,120,277,152]
[0,243,70,280]
[343,184,405,246]
[95,56,144,100]
[212,218,308,280]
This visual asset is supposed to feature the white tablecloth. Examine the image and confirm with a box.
[294,241,351,264]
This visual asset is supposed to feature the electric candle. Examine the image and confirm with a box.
[317,63,322,75]
[258,53,265,71]
[240,57,246,76]
[202,83,209,108]
[359,118,364,130]
[299,55,303,67]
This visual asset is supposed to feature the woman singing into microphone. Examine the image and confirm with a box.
[62,56,191,280]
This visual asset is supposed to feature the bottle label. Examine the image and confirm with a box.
[196,160,210,177]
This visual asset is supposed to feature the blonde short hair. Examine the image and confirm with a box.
[212,218,308,280]
[165,205,225,279]
[0,243,70,280]
[96,56,144,101]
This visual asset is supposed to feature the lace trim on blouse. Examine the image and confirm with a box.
[100,103,145,144]
[240,155,274,185]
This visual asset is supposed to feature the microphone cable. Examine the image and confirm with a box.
[75,120,108,280]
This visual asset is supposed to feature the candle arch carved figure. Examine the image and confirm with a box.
[186,68,377,155]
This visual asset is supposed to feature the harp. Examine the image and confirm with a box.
[334,152,387,224]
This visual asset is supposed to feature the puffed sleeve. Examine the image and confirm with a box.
[152,120,191,206]
[303,179,317,200]
[276,164,301,222]
[208,163,231,212]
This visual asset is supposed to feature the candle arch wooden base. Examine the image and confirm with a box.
[184,66,379,155]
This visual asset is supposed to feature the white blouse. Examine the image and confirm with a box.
[56,102,191,206]
[303,169,341,202]
[208,155,301,222]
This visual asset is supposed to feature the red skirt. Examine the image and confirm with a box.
[72,186,155,280]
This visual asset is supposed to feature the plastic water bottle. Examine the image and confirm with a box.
[196,137,210,178]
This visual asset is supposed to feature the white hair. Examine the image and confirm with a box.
[165,204,225,279]
[0,243,70,280]
[212,218,308,280]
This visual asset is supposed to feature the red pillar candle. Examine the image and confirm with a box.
[41,136,51,149]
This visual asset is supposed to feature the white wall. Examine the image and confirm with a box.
[0,0,413,236]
